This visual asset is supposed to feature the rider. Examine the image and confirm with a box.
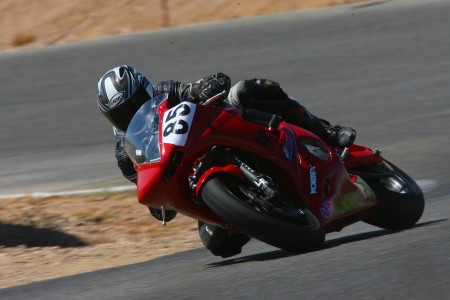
[97,65,356,258]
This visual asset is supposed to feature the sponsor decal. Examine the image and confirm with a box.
[309,164,318,194]
[320,201,334,219]
[282,135,294,161]
[256,130,270,147]
[253,176,270,188]
[109,92,125,109]
[262,79,277,87]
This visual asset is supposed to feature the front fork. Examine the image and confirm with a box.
[191,146,279,204]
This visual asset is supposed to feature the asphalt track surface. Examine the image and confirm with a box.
[1,0,449,299]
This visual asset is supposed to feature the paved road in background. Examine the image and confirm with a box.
[0,0,449,299]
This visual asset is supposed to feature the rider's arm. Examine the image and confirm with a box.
[114,127,137,184]
[153,73,231,107]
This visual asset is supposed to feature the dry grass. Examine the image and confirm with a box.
[0,0,374,52]
[11,32,36,47]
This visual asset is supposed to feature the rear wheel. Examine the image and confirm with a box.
[355,160,425,230]
[201,174,325,253]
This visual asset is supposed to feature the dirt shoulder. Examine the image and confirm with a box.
[0,0,373,289]
[2,0,371,52]
[0,191,202,288]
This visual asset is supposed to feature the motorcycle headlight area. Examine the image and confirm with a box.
[300,139,331,161]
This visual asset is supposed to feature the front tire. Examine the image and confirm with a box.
[201,174,325,253]
[359,160,425,230]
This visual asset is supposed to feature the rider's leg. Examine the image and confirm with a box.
[198,221,251,258]
[228,79,356,148]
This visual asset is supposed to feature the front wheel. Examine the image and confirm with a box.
[201,174,325,253]
[357,160,425,230]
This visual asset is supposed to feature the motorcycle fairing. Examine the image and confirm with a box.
[128,95,379,230]
[287,125,378,231]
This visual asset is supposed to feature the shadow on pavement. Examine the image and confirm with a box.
[207,219,446,268]
[0,223,88,248]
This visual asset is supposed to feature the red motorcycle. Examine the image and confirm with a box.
[125,92,425,253]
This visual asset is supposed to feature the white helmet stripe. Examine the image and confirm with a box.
[103,77,119,100]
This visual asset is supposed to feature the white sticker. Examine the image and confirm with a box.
[162,102,196,146]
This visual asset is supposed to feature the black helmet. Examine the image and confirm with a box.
[97,65,154,132]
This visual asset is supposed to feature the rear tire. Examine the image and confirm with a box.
[201,174,325,253]
[360,160,425,230]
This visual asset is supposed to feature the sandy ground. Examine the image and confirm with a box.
[2,0,371,52]
[0,0,373,289]
[0,191,203,288]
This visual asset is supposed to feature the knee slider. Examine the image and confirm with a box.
[198,222,250,258]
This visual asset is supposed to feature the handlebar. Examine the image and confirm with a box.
[202,90,228,106]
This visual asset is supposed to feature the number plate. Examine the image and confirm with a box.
[162,102,196,146]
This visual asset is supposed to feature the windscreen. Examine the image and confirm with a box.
[125,94,167,165]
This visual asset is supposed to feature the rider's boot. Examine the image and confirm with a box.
[284,100,356,148]
[323,123,357,148]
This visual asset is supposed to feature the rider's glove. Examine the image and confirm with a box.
[197,72,231,103]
